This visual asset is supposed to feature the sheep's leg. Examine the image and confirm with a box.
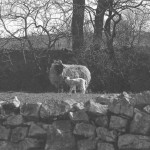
[61,86,64,93]
[69,86,73,93]
[57,84,60,93]
[57,83,61,93]
[80,83,86,94]
[59,84,64,93]
[73,86,76,93]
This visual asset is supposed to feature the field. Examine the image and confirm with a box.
[0,92,108,104]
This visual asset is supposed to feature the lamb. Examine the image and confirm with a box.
[49,60,91,92]
[64,76,87,94]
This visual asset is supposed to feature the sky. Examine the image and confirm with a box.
[0,0,150,38]
[0,0,69,37]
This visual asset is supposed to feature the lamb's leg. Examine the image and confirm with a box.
[80,83,86,94]
[81,89,85,94]
[82,89,86,94]
[73,86,76,93]
[69,86,76,94]
[83,84,86,94]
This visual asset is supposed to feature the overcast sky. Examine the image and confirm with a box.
[0,0,150,38]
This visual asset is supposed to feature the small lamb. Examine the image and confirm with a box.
[64,76,87,94]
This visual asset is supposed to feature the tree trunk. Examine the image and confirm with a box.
[93,0,107,49]
[71,0,85,57]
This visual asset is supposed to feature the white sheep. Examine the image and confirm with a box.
[49,60,91,92]
[64,76,87,94]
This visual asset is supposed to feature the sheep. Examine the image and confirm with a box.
[48,60,91,92]
[64,76,87,94]
[49,60,64,92]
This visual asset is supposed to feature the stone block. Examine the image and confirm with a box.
[97,142,115,150]
[109,116,128,132]
[0,125,10,140]
[21,103,41,121]
[69,110,89,123]
[0,141,8,150]
[0,103,6,120]
[40,100,71,120]
[49,100,71,116]
[63,99,78,110]
[12,96,20,108]
[73,123,96,138]
[28,122,46,138]
[108,92,134,118]
[52,120,72,132]
[96,127,117,142]
[130,91,150,107]
[11,127,28,143]
[4,115,24,126]
[118,134,150,150]
[72,102,85,111]
[39,104,50,121]
[1,97,20,116]
[130,109,150,135]
[77,139,96,150]
[144,105,150,113]
[45,125,76,150]
[95,115,108,127]
[84,99,108,115]
[19,138,45,150]
[0,138,44,150]
[130,108,150,135]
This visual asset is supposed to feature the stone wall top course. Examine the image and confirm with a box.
[0,92,150,150]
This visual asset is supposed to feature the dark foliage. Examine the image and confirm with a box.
[0,48,77,92]
[1,46,150,93]
[81,46,150,93]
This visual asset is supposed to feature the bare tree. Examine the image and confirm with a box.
[0,0,43,69]
[72,0,85,57]
[115,8,150,48]
[93,0,107,49]
[87,0,144,63]
[31,0,72,49]
[0,0,73,70]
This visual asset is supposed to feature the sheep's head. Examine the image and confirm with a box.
[53,60,63,65]
[52,60,65,75]
[64,76,70,81]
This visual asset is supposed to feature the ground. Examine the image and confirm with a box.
[0,92,104,104]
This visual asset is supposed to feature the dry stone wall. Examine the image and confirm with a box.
[1,92,150,150]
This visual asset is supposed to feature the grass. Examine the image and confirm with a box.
[0,92,105,104]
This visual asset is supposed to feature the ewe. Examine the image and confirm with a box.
[49,60,64,92]
[64,76,87,94]
[49,60,91,92]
